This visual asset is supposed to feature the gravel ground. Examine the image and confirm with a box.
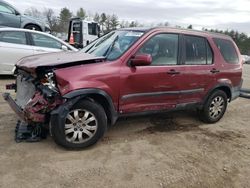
[0,65,249,188]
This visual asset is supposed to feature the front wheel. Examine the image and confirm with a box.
[24,24,41,31]
[51,100,107,149]
[199,90,228,123]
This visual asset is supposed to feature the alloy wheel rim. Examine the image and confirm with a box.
[64,109,98,144]
[209,96,225,119]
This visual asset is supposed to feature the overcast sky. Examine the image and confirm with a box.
[6,0,250,33]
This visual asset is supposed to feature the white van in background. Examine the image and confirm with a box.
[68,18,100,48]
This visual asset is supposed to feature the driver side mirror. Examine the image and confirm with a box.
[15,11,20,15]
[130,54,152,66]
[61,45,68,51]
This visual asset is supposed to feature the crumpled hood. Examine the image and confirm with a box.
[16,51,105,72]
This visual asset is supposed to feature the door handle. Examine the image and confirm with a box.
[167,69,180,75]
[210,68,220,73]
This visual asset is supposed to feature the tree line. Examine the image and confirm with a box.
[203,28,250,55]
[24,7,145,34]
[25,7,250,55]
[186,25,250,55]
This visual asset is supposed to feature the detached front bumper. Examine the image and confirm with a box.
[3,93,49,142]
[2,92,45,122]
[3,71,64,124]
[2,93,25,121]
[3,89,63,123]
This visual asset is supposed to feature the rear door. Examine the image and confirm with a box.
[0,2,21,28]
[177,35,216,104]
[0,31,33,74]
[29,32,63,54]
[119,33,182,114]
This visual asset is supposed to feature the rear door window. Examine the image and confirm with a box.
[30,33,62,49]
[213,38,239,64]
[184,35,213,65]
[0,31,27,45]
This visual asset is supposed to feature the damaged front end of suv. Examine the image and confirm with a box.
[3,51,108,144]
[4,70,63,141]
[3,29,145,149]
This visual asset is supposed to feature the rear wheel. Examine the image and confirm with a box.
[199,90,228,123]
[51,100,107,149]
[24,24,42,31]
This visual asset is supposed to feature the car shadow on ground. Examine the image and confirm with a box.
[114,109,202,134]
[103,109,245,145]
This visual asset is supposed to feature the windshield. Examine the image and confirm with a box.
[82,30,144,60]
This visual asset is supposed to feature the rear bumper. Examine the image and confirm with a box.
[2,93,25,121]
[231,79,243,101]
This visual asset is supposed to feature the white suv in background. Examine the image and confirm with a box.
[0,28,77,75]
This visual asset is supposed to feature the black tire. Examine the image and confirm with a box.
[51,100,107,149]
[199,90,228,123]
[24,24,42,31]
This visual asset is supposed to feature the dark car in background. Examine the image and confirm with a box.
[0,0,50,32]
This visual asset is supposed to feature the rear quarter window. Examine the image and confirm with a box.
[213,38,239,64]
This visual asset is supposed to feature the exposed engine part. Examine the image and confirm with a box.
[16,74,36,109]
[43,72,57,91]
[15,121,48,143]
[24,91,63,122]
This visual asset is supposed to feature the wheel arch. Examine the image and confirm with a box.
[63,89,118,126]
[216,86,232,100]
[203,84,232,105]
[23,23,42,31]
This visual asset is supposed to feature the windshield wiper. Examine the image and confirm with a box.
[104,35,119,58]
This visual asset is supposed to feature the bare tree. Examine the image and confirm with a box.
[120,20,130,28]
[43,8,58,32]
[24,7,42,18]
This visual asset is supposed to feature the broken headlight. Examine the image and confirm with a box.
[41,72,57,91]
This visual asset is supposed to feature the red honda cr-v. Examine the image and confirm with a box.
[3,27,243,149]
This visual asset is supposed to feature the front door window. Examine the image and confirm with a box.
[137,33,179,65]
